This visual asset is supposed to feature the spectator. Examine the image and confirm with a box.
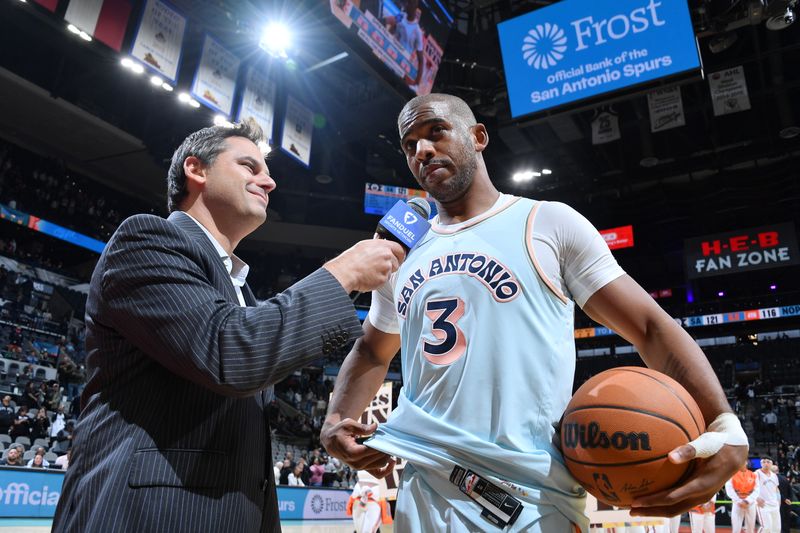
[288,464,305,486]
[0,396,14,434]
[53,420,74,454]
[273,460,283,483]
[0,444,25,467]
[45,381,62,411]
[26,447,49,468]
[20,381,40,409]
[54,448,71,470]
[50,404,66,438]
[309,456,325,487]
[10,405,31,440]
[30,408,50,441]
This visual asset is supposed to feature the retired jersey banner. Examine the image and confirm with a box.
[647,86,685,132]
[237,67,277,144]
[65,0,132,51]
[591,109,620,144]
[685,223,800,279]
[600,225,634,250]
[280,96,313,167]
[130,0,186,83]
[191,35,240,116]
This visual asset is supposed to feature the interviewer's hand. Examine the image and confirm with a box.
[320,418,395,479]
[323,240,405,293]
[629,443,747,517]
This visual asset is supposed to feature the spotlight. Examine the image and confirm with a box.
[161,82,173,92]
[213,115,233,127]
[189,99,200,108]
[120,58,134,68]
[717,291,725,297]
[130,63,144,74]
[150,75,163,86]
[770,284,777,290]
[259,22,291,58]
[766,6,795,29]
[79,31,92,41]
[541,168,552,175]
[67,24,80,34]
[178,92,191,103]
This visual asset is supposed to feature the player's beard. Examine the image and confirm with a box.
[428,134,478,204]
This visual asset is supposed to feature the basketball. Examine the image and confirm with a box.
[560,367,705,507]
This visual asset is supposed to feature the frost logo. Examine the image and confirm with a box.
[522,23,567,70]
[403,212,418,225]
[310,494,324,514]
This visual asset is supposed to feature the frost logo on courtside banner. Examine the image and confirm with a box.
[522,23,567,70]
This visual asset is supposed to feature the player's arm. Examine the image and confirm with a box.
[746,479,760,504]
[321,318,400,478]
[582,276,748,516]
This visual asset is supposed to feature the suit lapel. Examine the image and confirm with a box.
[167,211,240,305]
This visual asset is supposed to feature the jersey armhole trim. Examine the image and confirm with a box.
[525,202,569,305]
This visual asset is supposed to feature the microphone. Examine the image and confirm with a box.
[352,198,433,304]
[374,197,432,251]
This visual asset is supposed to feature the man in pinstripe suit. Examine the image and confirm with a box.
[52,120,404,532]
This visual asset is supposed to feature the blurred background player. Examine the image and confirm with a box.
[688,496,716,533]
[346,470,392,533]
[726,462,759,533]
[756,457,781,533]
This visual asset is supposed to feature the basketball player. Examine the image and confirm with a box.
[756,457,781,532]
[688,496,716,533]
[322,93,748,532]
[726,462,759,533]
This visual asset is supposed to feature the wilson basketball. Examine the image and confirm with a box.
[560,367,705,507]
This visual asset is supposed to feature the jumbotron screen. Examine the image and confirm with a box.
[364,182,436,217]
[328,0,454,96]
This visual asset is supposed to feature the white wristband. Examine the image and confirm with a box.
[686,412,749,459]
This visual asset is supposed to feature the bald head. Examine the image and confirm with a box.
[398,93,477,131]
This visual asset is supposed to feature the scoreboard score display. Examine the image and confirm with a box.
[685,223,800,279]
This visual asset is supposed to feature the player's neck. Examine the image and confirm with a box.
[437,183,500,225]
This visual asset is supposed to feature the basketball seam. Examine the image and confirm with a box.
[562,404,692,441]
[606,367,704,436]
[563,453,669,467]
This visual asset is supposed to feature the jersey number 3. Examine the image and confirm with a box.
[423,297,467,365]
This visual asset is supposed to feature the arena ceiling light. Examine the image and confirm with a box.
[259,22,291,58]
[149,75,163,87]
[213,115,234,128]
[542,168,552,175]
[66,23,92,42]
[512,170,541,183]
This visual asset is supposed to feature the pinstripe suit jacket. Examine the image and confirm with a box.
[52,211,363,533]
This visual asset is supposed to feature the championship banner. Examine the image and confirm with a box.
[685,222,800,279]
[357,382,404,500]
[191,35,241,116]
[647,86,685,132]
[237,67,277,145]
[708,65,751,116]
[130,0,186,83]
[599,225,634,250]
[280,96,313,167]
[65,0,132,51]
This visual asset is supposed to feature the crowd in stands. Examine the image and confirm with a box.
[271,446,357,489]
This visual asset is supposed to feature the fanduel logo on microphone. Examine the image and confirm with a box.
[379,200,431,249]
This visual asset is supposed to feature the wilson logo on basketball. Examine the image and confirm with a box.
[562,422,652,451]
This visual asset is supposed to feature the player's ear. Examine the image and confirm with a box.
[472,124,489,152]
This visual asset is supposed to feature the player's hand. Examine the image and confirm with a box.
[320,418,396,479]
[757,497,765,507]
[630,443,747,517]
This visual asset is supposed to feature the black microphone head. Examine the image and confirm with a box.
[407,197,432,220]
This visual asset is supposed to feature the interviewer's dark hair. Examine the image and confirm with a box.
[166,119,264,212]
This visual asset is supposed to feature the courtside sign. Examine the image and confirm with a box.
[498,0,701,117]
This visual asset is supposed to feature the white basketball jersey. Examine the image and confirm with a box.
[367,196,587,528]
